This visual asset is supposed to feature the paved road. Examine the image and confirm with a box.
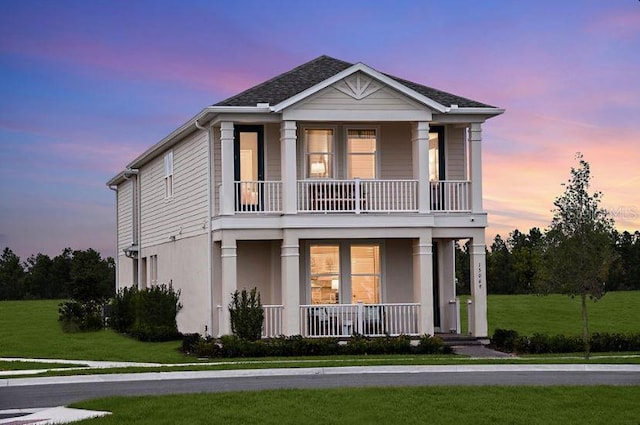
[3,366,640,410]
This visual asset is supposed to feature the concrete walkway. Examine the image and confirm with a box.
[0,407,110,424]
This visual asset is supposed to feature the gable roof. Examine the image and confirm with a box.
[215,55,495,109]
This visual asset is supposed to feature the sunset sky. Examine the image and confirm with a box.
[1,0,639,259]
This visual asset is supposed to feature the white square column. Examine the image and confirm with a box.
[470,236,488,337]
[219,233,237,335]
[281,230,300,335]
[413,230,434,335]
[220,121,235,216]
[438,240,457,333]
[412,122,430,214]
[469,123,483,213]
[280,121,298,215]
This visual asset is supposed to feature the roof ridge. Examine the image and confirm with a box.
[214,55,352,106]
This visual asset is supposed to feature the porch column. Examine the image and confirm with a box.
[413,230,434,335]
[412,122,430,213]
[280,121,298,215]
[438,240,457,333]
[470,235,488,337]
[281,230,300,335]
[469,123,483,213]
[219,233,237,335]
[220,121,235,215]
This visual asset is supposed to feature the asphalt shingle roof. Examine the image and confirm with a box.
[215,55,495,109]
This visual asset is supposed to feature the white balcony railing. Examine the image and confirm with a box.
[430,180,471,212]
[228,180,470,214]
[297,179,418,213]
[300,303,420,338]
[234,181,282,213]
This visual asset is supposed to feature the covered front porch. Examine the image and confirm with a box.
[212,233,487,339]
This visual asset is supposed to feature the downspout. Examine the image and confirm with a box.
[108,185,119,291]
[124,168,141,289]
[195,119,213,337]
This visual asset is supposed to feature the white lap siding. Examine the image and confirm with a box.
[140,130,209,246]
[445,126,466,180]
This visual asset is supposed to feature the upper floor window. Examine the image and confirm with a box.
[164,150,174,198]
[305,129,333,178]
[347,129,377,179]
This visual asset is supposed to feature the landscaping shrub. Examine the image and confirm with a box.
[110,286,138,333]
[108,284,182,342]
[491,329,640,354]
[182,333,450,358]
[415,334,452,354]
[58,300,103,332]
[229,288,264,341]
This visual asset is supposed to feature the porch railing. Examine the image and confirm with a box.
[297,179,418,213]
[300,303,420,337]
[262,304,284,338]
[234,181,282,213]
[430,180,471,212]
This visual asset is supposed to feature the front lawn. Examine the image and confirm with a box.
[73,386,640,424]
[0,300,186,363]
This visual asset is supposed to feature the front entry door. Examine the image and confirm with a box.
[234,126,264,211]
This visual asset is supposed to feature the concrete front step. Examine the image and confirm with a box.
[436,333,487,346]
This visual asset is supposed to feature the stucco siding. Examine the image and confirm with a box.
[116,179,134,252]
[384,239,414,303]
[237,240,279,305]
[140,130,209,246]
[446,126,466,180]
[116,255,135,289]
[141,234,209,334]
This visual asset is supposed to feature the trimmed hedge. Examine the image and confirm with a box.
[491,328,640,354]
[182,333,452,358]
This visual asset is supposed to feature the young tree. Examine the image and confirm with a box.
[541,154,615,359]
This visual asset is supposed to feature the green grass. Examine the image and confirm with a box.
[1,293,639,365]
[73,386,640,424]
[0,360,86,370]
[487,291,640,335]
[0,300,188,363]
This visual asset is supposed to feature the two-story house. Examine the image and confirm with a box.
[107,55,503,339]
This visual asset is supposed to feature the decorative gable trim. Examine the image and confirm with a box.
[333,72,383,100]
[272,63,448,113]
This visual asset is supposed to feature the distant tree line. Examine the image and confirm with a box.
[455,228,640,295]
[0,247,115,301]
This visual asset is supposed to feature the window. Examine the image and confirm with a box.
[149,255,158,286]
[164,150,174,198]
[309,242,381,305]
[350,245,381,304]
[310,245,340,304]
[347,129,377,179]
[305,129,333,178]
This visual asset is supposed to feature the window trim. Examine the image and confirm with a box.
[345,126,379,180]
[163,150,174,199]
[306,240,385,305]
[301,125,337,179]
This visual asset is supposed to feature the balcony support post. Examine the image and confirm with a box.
[469,123,483,213]
[220,121,235,215]
[281,121,298,215]
[412,122,430,213]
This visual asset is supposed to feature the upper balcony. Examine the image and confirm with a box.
[214,120,484,225]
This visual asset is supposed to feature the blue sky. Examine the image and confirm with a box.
[1,0,639,258]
